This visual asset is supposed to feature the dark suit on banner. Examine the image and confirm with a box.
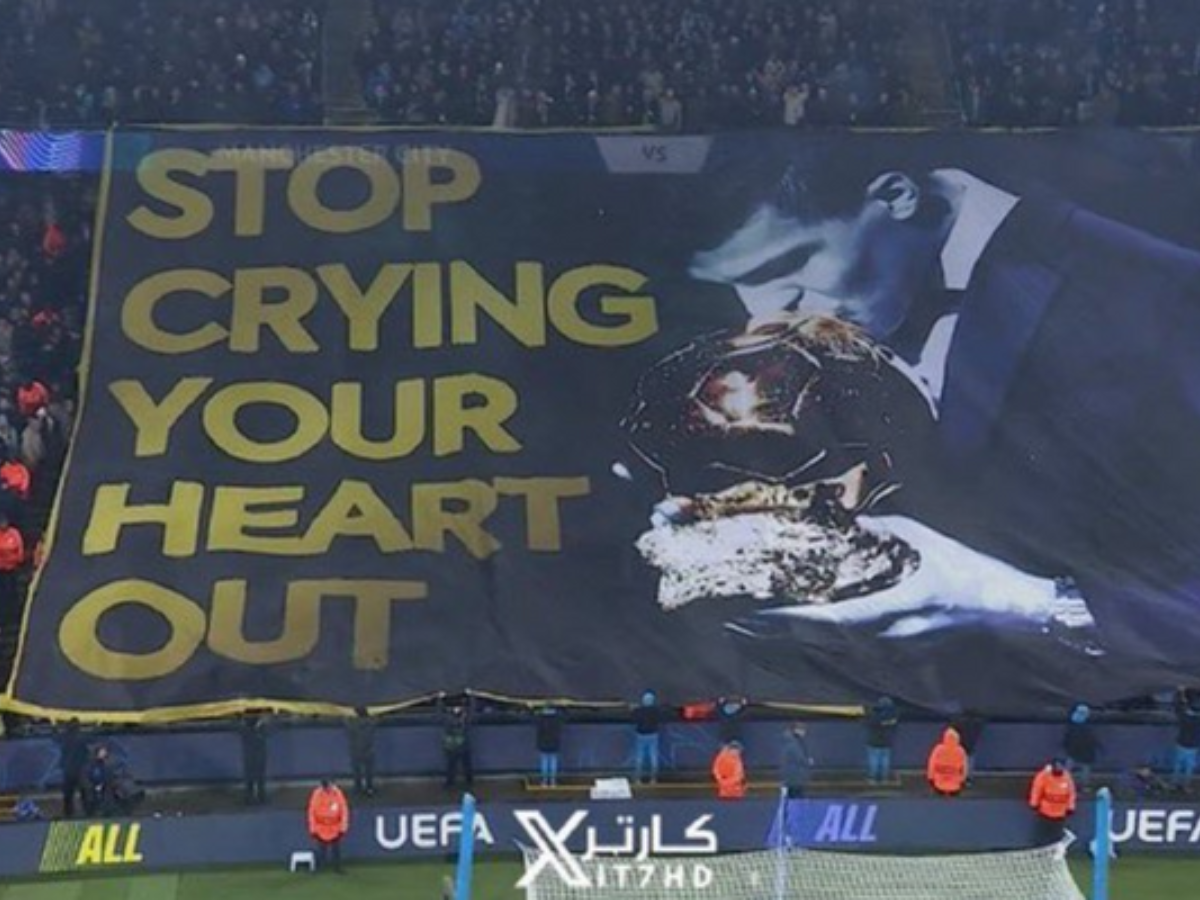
[922,197,1200,698]
[731,189,1200,710]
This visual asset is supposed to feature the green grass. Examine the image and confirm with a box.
[1069,856,1200,899]
[0,858,1197,899]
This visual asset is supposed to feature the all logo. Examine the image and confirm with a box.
[40,822,144,873]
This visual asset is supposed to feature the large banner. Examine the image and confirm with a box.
[11,128,1200,719]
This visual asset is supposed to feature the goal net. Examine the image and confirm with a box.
[520,843,1087,900]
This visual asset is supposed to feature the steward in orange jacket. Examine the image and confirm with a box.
[927,727,967,796]
[712,742,747,799]
[1029,759,1077,845]
[307,780,350,871]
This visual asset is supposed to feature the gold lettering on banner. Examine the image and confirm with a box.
[41,137,668,696]
[83,477,591,560]
[119,262,660,354]
[59,579,428,679]
[126,146,480,238]
[107,377,521,461]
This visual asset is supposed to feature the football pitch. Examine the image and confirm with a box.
[0,858,1197,900]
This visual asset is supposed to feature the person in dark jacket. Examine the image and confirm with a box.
[632,690,663,784]
[82,745,113,817]
[535,705,564,787]
[346,707,377,796]
[781,724,815,798]
[443,703,473,789]
[1172,689,1200,789]
[717,697,747,745]
[107,754,145,816]
[865,697,899,784]
[57,719,88,818]
[1063,704,1099,789]
[952,710,987,782]
[240,714,269,805]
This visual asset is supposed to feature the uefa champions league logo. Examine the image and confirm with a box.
[515,810,719,890]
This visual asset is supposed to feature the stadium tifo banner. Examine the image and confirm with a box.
[11,127,1200,718]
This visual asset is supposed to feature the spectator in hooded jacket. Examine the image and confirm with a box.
[56,719,89,818]
[0,511,25,608]
[535,705,564,787]
[717,697,747,745]
[1173,689,1200,790]
[1063,704,1099,789]
[632,690,663,785]
[82,744,113,817]
[308,779,350,873]
[712,740,747,799]
[927,727,968,797]
[0,453,31,501]
[240,713,269,805]
[780,723,815,799]
[16,378,48,420]
[865,697,899,784]
[1029,758,1077,846]
[952,710,987,782]
[346,707,377,797]
[443,701,473,790]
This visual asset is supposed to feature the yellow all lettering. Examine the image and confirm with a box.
[75,825,105,866]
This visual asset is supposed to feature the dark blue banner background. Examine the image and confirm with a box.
[11,128,1200,718]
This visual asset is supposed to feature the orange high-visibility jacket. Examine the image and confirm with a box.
[308,785,350,842]
[16,382,48,418]
[712,746,746,799]
[0,527,25,572]
[1029,766,1077,820]
[1,461,30,500]
[927,727,967,795]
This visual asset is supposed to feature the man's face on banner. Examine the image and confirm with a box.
[689,176,923,338]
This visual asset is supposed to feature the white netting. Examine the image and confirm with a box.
[521,844,1086,900]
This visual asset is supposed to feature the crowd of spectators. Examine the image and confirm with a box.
[945,0,1200,127]
[356,0,918,130]
[0,0,323,125]
[6,0,1200,131]
[0,174,88,632]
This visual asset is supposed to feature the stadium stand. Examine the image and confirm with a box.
[0,173,88,674]
[945,0,1200,127]
[2,14,1200,900]
[354,0,916,128]
[0,0,324,125]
